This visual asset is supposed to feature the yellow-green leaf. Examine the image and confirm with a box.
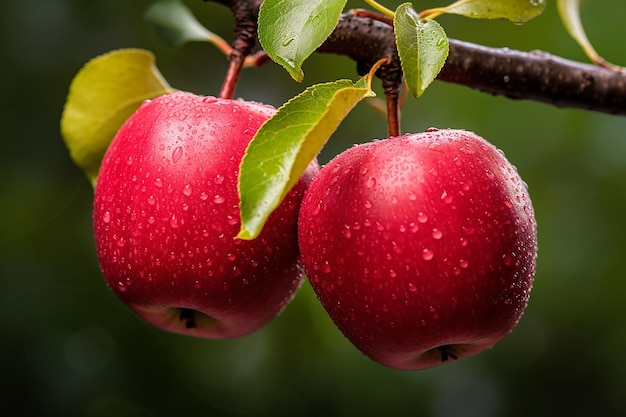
[145,0,216,47]
[60,49,174,187]
[557,0,618,68]
[440,0,546,23]
[238,78,374,240]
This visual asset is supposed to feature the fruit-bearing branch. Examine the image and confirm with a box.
[211,0,626,117]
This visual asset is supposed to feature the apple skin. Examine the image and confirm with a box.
[298,129,537,370]
[93,91,319,339]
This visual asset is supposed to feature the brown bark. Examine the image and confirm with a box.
[210,0,626,116]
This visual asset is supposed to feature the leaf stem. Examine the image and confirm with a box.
[364,57,400,136]
[418,8,447,20]
[363,0,395,18]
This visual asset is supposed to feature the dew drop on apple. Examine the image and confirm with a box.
[103,211,111,224]
[408,283,417,292]
[214,195,225,204]
[432,228,443,239]
[417,212,428,224]
[422,248,434,261]
[154,178,164,188]
[147,195,156,206]
[170,214,179,228]
[172,146,183,163]
[182,184,192,196]
[366,177,376,188]
[459,259,469,268]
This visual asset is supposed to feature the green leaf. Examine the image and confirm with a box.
[441,0,546,23]
[258,0,347,82]
[145,0,215,47]
[394,4,449,98]
[557,0,613,67]
[60,49,174,187]
[238,78,374,240]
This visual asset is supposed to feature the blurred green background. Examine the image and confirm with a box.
[2,0,626,416]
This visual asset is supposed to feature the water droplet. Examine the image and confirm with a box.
[432,228,443,239]
[366,177,376,188]
[282,37,294,46]
[147,195,156,206]
[389,270,397,278]
[321,263,331,273]
[422,248,434,261]
[408,191,417,201]
[154,178,164,188]
[172,146,183,163]
[227,253,236,261]
[364,200,373,209]
[408,282,417,292]
[103,211,111,224]
[170,214,179,228]
[440,190,450,202]
[214,195,225,204]
[391,195,398,204]
[117,282,127,292]
[183,184,192,196]
[459,259,469,268]
[425,127,439,132]
[214,175,225,185]
[200,192,209,201]
[417,212,428,223]
[463,226,476,235]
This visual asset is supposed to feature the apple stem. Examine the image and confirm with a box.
[179,308,198,329]
[219,57,245,99]
[385,90,401,137]
[216,0,262,99]
[437,345,459,362]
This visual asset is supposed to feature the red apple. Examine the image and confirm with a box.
[298,129,537,370]
[93,91,319,339]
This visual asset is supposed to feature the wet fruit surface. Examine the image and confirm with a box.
[298,129,537,370]
[94,92,318,338]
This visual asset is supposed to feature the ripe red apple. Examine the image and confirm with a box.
[93,91,319,339]
[298,129,537,370]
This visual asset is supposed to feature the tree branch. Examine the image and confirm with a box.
[211,1,626,117]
